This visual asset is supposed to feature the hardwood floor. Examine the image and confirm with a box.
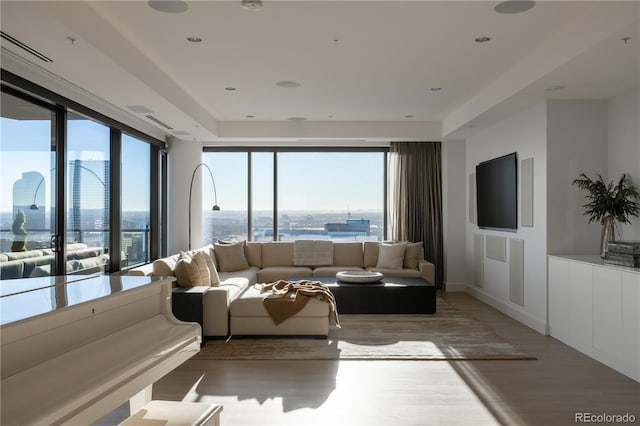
[99,292,640,425]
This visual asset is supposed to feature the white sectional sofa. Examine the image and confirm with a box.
[129,241,434,337]
[0,243,109,279]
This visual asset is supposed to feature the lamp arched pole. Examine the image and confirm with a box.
[30,165,107,210]
[188,163,220,250]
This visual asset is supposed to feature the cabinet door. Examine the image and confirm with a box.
[568,261,593,352]
[593,266,623,365]
[548,257,570,341]
[622,272,640,380]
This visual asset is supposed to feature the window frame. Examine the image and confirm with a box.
[203,147,389,242]
[1,69,166,275]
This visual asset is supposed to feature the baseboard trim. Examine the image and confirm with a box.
[465,286,547,335]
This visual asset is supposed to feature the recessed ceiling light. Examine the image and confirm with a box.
[276,80,302,88]
[544,85,565,92]
[187,36,202,43]
[494,0,535,14]
[430,87,442,91]
[148,0,188,13]
[241,0,263,11]
[225,87,236,91]
[475,36,491,43]
[288,117,307,121]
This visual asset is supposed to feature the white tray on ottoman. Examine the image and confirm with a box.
[336,270,384,283]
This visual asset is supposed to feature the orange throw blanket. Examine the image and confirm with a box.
[258,280,340,327]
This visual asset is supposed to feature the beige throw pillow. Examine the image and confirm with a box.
[403,241,423,270]
[191,251,211,285]
[174,252,203,287]
[213,242,250,272]
[200,251,221,286]
[376,243,407,270]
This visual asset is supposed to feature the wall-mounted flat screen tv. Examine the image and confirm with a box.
[476,152,518,231]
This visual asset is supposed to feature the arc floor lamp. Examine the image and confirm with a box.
[188,163,220,250]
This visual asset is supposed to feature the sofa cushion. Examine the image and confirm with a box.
[192,251,213,286]
[68,255,109,274]
[312,266,365,277]
[214,242,250,272]
[363,241,380,268]
[175,253,204,287]
[202,251,221,286]
[5,250,44,261]
[218,267,258,299]
[0,260,24,279]
[403,241,424,270]
[376,243,407,270]
[293,240,333,266]
[153,254,180,277]
[22,255,55,277]
[333,242,364,267]
[258,266,313,283]
[261,242,294,267]
[67,247,104,260]
[218,267,259,286]
[245,242,262,268]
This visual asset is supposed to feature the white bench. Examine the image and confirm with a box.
[120,401,223,426]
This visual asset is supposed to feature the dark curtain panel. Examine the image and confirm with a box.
[390,142,444,288]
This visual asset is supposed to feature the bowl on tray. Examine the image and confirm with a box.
[335,270,384,283]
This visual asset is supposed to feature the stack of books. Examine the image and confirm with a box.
[604,241,640,268]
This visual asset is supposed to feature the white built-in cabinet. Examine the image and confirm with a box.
[548,255,640,382]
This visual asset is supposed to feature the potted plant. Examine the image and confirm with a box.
[572,173,640,257]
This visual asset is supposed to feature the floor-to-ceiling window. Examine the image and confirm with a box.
[251,152,274,241]
[1,71,165,279]
[202,149,386,243]
[121,133,151,267]
[277,152,385,241]
[201,152,248,244]
[0,90,59,278]
[66,112,110,274]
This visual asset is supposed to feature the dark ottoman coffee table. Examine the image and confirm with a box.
[292,275,436,314]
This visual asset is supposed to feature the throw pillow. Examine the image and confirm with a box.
[213,242,250,272]
[201,250,221,286]
[174,252,203,287]
[403,241,424,270]
[376,243,407,270]
[191,251,211,285]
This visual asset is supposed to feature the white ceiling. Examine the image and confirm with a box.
[1,1,638,144]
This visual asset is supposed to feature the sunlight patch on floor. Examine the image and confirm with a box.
[175,361,504,426]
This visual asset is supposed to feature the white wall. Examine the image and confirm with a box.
[442,139,469,290]
[607,89,640,240]
[547,100,608,255]
[464,102,548,333]
[168,138,203,253]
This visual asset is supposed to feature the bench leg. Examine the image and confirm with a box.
[129,385,152,414]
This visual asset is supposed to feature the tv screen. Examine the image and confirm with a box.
[476,152,518,231]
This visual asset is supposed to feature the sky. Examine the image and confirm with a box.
[202,151,385,212]
[1,117,383,216]
[1,117,151,213]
